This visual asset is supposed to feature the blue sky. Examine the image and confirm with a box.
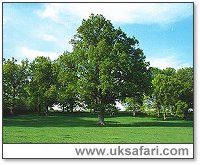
[3,3,193,69]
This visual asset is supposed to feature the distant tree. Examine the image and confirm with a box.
[28,56,57,114]
[163,67,176,76]
[152,73,181,120]
[175,100,188,118]
[141,95,156,117]
[56,52,78,113]
[123,97,142,116]
[151,67,193,119]
[70,14,151,125]
[175,67,193,109]
[149,67,163,79]
[3,57,29,115]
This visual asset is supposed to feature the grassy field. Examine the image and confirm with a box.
[3,112,193,143]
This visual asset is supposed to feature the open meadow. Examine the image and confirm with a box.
[3,112,193,144]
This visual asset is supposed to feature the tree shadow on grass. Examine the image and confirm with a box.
[3,114,193,128]
[106,121,193,127]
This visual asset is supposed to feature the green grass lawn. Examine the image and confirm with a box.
[3,112,193,144]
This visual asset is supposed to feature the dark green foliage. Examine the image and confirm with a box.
[70,14,151,124]
[176,67,193,108]
[28,56,57,113]
[145,67,193,120]
[175,100,188,119]
[55,52,78,112]
[3,57,29,115]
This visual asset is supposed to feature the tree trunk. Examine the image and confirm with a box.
[97,111,105,126]
[162,106,166,120]
[34,105,37,112]
[66,105,70,113]
[10,99,14,116]
[184,110,188,120]
[10,88,16,116]
[70,102,74,113]
[163,112,166,120]
[157,103,162,118]
[132,110,136,116]
[10,108,14,116]
[62,104,65,113]
[45,105,49,115]
[157,109,160,118]
[37,96,41,113]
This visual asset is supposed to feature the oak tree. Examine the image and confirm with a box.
[70,14,150,125]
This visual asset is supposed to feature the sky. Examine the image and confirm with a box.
[3,2,193,69]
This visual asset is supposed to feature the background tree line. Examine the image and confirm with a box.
[3,14,193,123]
[123,67,193,120]
[3,56,193,120]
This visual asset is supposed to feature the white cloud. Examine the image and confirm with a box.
[147,56,190,70]
[19,47,61,61]
[37,3,192,25]
[37,4,60,21]
[40,33,57,42]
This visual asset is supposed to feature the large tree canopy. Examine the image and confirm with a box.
[69,14,151,125]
